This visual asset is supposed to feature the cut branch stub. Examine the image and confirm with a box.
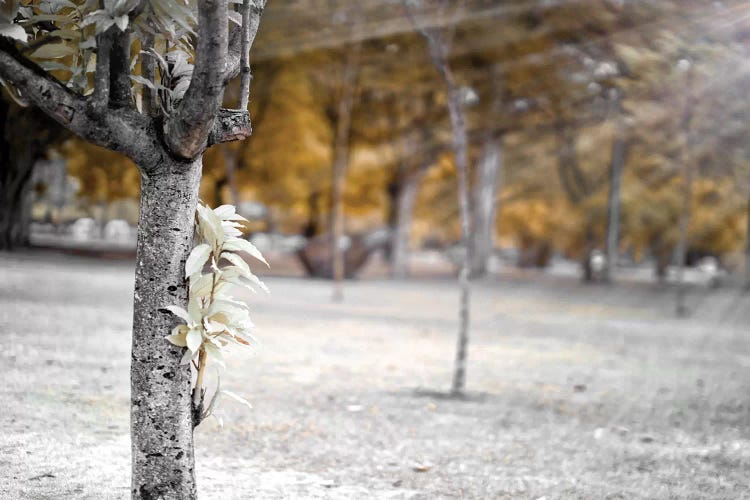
[208,108,252,146]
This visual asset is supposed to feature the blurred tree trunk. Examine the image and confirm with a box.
[222,146,241,206]
[407,1,473,394]
[555,124,597,282]
[0,101,64,250]
[655,244,670,284]
[391,168,426,279]
[470,66,503,279]
[675,64,695,317]
[603,92,627,283]
[581,224,595,282]
[470,138,502,278]
[745,194,750,290]
[330,44,361,301]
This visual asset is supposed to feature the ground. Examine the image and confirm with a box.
[1,251,749,499]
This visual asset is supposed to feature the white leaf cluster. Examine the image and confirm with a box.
[134,47,194,114]
[166,202,269,371]
[80,0,140,33]
[0,0,200,106]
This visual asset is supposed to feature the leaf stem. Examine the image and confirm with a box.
[193,350,207,405]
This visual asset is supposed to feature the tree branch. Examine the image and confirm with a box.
[92,31,112,111]
[165,0,230,159]
[208,108,252,146]
[238,0,253,110]
[225,0,266,83]
[141,30,156,115]
[109,28,133,109]
[0,39,151,161]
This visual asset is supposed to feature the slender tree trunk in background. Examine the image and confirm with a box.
[406,1,473,394]
[675,66,695,317]
[555,124,598,283]
[445,80,472,396]
[745,193,750,290]
[330,44,360,301]
[581,225,595,283]
[223,147,241,206]
[603,102,626,283]
[470,138,502,278]
[0,149,35,250]
[385,178,399,263]
[470,65,503,280]
[391,170,424,279]
[0,102,63,250]
[131,158,202,500]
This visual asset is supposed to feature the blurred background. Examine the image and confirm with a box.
[4,0,750,288]
[4,1,750,498]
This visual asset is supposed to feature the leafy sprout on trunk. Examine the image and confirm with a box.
[166,202,269,422]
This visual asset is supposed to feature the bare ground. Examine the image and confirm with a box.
[1,250,749,499]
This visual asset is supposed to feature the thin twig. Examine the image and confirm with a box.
[239,0,252,110]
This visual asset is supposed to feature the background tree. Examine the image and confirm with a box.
[0,98,65,249]
[406,0,474,395]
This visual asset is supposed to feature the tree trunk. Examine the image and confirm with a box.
[442,74,472,396]
[131,157,202,500]
[603,125,626,282]
[581,224,595,283]
[0,102,62,250]
[330,45,360,302]
[745,192,750,291]
[391,171,423,279]
[675,66,694,317]
[470,138,502,279]
[0,155,34,250]
[222,146,241,206]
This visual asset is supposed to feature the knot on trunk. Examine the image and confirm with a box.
[208,108,252,146]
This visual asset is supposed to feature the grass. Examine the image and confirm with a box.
[1,250,749,499]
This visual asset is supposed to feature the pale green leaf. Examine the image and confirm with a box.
[204,342,225,368]
[186,328,202,353]
[213,204,236,219]
[164,304,190,323]
[31,43,76,59]
[185,243,212,277]
[180,348,196,365]
[197,203,224,247]
[221,389,252,410]
[187,295,202,326]
[190,272,214,298]
[165,332,187,347]
[222,238,269,267]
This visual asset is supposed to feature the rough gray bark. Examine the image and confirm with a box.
[238,0,253,110]
[469,138,502,279]
[406,0,472,395]
[131,159,202,500]
[164,1,229,159]
[330,43,360,302]
[603,95,626,283]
